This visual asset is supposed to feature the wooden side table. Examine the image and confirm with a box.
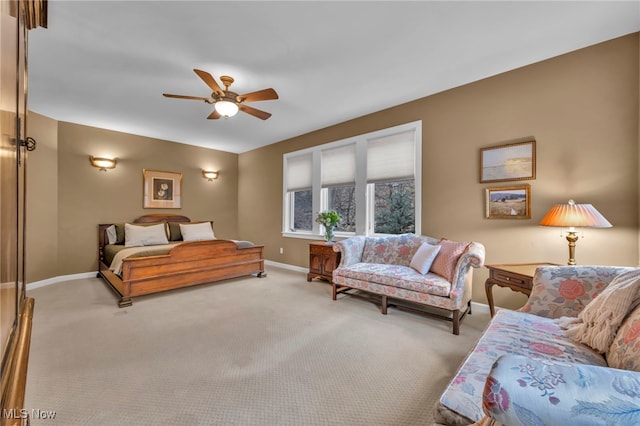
[485,263,558,317]
[307,242,341,283]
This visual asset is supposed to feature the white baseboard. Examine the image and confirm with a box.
[24,266,493,313]
[470,301,490,312]
[27,271,98,290]
[264,260,307,273]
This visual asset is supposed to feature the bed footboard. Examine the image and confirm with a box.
[98,240,265,307]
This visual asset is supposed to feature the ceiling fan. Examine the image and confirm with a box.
[163,69,279,120]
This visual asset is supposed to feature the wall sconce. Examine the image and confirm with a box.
[202,170,219,181]
[89,156,117,171]
[539,199,612,265]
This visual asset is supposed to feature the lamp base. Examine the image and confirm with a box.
[566,231,579,265]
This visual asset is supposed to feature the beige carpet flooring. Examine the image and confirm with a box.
[24,267,490,425]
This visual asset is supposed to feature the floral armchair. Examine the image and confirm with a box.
[436,265,640,425]
[478,266,640,425]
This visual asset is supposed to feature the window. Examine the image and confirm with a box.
[366,129,417,235]
[292,190,312,231]
[285,153,312,232]
[283,121,421,239]
[322,144,356,232]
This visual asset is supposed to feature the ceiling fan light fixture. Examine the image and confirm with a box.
[215,100,239,118]
[164,70,277,120]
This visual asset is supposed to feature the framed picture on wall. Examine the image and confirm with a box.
[143,169,182,209]
[485,185,531,219]
[480,140,536,183]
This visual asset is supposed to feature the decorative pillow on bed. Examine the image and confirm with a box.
[106,225,117,245]
[179,222,216,242]
[168,221,213,241]
[168,222,185,241]
[124,223,169,247]
[114,223,126,244]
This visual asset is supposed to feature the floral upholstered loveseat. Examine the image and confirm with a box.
[331,234,485,335]
[435,265,640,425]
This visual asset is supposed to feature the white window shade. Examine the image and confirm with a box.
[367,130,415,183]
[286,153,312,191]
[322,144,356,187]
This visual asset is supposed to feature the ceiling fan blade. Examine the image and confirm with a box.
[163,93,211,102]
[239,104,272,120]
[194,69,224,96]
[238,88,279,103]
[207,109,221,120]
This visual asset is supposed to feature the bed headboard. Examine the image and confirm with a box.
[98,214,192,263]
[133,214,190,224]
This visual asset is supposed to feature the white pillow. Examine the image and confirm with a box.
[106,224,117,245]
[410,243,442,275]
[125,223,168,247]
[179,222,216,242]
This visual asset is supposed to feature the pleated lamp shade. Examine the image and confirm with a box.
[539,200,612,228]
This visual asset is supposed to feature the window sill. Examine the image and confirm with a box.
[281,231,349,242]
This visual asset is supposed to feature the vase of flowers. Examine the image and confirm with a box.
[316,210,341,242]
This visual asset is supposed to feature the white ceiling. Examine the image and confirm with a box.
[28,1,640,154]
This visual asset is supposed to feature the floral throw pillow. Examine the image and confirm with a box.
[606,304,640,371]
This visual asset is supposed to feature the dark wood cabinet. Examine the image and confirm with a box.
[1,2,47,424]
[307,242,341,283]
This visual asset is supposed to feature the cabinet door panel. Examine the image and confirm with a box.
[0,0,21,365]
[309,253,323,274]
[322,255,337,275]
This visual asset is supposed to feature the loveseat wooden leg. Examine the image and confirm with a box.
[332,283,337,300]
[381,295,388,314]
[452,309,460,335]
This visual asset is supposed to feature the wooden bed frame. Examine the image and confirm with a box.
[97,214,265,307]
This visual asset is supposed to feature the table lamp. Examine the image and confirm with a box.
[539,199,612,265]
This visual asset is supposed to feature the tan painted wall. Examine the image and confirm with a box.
[25,112,58,282]
[25,34,640,311]
[25,120,239,278]
[239,34,640,310]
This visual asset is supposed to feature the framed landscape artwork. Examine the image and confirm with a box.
[485,185,531,219]
[480,140,536,183]
[143,169,182,209]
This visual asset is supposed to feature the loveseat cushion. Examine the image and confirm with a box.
[335,263,452,297]
[607,303,640,372]
[437,309,606,424]
[361,233,423,266]
[482,355,640,426]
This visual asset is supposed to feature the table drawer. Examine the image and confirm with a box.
[310,244,333,255]
[490,270,530,288]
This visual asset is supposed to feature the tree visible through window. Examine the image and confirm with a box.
[328,186,356,232]
[373,180,415,234]
[292,190,312,231]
